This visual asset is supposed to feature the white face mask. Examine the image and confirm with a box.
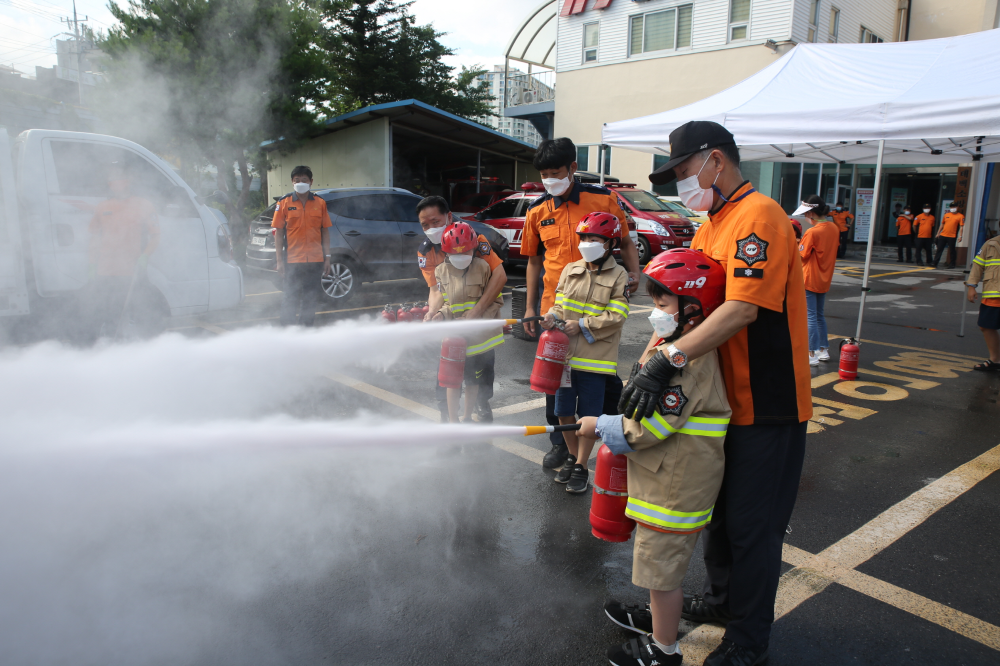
[676,154,719,212]
[449,254,473,269]
[950,207,957,213]
[923,208,931,213]
[903,211,911,216]
[648,308,678,339]
[578,240,607,263]
[293,182,310,194]
[542,177,571,197]
[424,225,445,244]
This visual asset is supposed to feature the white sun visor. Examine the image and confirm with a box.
[792,201,817,216]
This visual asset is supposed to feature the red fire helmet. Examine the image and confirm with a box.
[643,248,726,319]
[441,221,477,254]
[576,212,621,240]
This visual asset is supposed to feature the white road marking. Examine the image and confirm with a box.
[931,281,968,291]
[492,398,547,417]
[882,276,932,285]
[832,293,931,309]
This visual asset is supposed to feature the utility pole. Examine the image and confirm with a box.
[60,0,89,106]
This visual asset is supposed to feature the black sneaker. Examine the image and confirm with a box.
[566,464,589,494]
[604,600,652,635]
[704,638,769,666]
[475,402,493,424]
[542,440,569,468]
[554,455,577,483]
[607,635,681,666]
[681,594,732,624]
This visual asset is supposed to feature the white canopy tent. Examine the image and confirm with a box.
[602,29,1000,340]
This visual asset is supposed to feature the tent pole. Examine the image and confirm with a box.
[599,145,606,185]
[833,163,840,204]
[855,139,885,341]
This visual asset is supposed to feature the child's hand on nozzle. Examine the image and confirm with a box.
[577,416,598,439]
[562,320,580,336]
[541,313,556,330]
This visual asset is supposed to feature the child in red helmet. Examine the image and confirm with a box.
[432,222,505,423]
[578,248,732,666]
[541,211,631,494]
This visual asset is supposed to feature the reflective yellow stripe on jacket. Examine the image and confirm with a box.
[568,357,617,374]
[555,294,630,318]
[639,414,729,440]
[625,498,714,533]
[973,256,1000,266]
[450,301,477,314]
[467,333,504,356]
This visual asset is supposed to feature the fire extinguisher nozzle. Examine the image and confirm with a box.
[523,423,582,436]
[504,316,544,325]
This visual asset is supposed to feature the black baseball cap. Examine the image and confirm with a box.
[649,121,737,185]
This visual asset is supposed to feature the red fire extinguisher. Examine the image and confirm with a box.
[381,304,396,323]
[839,337,859,380]
[438,337,467,389]
[590,444,636,543]
[530,325,570,395]
[413,302,429,320]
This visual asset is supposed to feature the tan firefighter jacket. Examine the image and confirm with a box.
[435,257,505,356]
[546,255,630,375]
[597,344,731,533]
[969,236,1000,302]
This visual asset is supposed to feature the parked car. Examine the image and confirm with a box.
[657,195,710,228]
[245,188,507,304]
[607,185,695,264]
[470,182,639,264]
[0,128,243,326]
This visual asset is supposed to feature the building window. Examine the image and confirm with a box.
[629,5,693,56]
[860,26,884,43]
[729,0,751,41]
[577,146,590,171]
[651,155,678,196]
[807,0,819,43]
[583,22,599,63]
[829,7,840,42]
[602,146,612,176]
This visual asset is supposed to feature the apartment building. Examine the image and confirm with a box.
[476,65,552,146]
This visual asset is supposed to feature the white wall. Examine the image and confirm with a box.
[790,0,898,45]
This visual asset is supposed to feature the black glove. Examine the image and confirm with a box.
[617,362,641,414]
[619,351,678,421]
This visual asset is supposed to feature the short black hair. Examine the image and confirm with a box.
[716,143,741,169]
[923,203,932,208]
[290,165,313,180]
[416,195,449,216]
[533,138,577,171]
[646,278,670,300]
[803,194,829,216]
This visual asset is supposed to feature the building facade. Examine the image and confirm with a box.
[477,65,551,146]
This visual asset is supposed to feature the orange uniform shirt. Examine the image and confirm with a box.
[271,192,332,263]
[799,220,840,294]
[939,212,964,238]
[418,234,502,288]
[830,210,854,233]
[895,215,913,236]
[89,196,160,277]
[913,213,936,239]
[522,182,628,314]
[691,182,812,426]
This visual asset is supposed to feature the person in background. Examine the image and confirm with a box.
[830,201,854,258]
[542,212,630,494]
[624,120,811,666]
[431,222,505,422]
[87,161,160,339]
[520,137,641,470]
[272,166,331,326]
[896,206,915,263]
[796,195,840,366]
[967,234,1000,372]
[934,203,965,269]
[416,196,506,423]
[913,203,936,266]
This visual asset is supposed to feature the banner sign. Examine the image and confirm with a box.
[853,188,874,243]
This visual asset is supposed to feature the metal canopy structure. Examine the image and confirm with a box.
[505,1,557,69]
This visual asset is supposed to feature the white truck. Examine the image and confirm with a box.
[0,128,243,325]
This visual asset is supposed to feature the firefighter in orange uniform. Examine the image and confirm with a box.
[913,203,936,266]
[829,201,854,258]
[416,195,506,422]
[520,137,642,468]
[620,121,811,666]
[934,203,965,269]
[896,206,915,263]
[87,162,160,338]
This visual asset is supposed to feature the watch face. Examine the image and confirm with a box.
[669,349,686,366]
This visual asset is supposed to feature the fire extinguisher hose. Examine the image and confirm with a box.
[503,316,545,325]
[522,424,582,436]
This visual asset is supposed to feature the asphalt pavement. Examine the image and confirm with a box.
[5,251,998,665]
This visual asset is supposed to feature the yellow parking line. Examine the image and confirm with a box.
[827,333,981,360]
[245,291,281,297]
[867,267,935,278]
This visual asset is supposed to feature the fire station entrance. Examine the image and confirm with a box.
[873,168,958,242]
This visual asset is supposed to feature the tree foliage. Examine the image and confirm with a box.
[321,0,494,120]
[97,0,327,230]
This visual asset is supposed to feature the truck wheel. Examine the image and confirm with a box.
[320,259,359,305]
[637,236,652,265]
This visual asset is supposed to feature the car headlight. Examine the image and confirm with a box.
[647,221,669,237]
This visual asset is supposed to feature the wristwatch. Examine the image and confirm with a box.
[665,344,688,369]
